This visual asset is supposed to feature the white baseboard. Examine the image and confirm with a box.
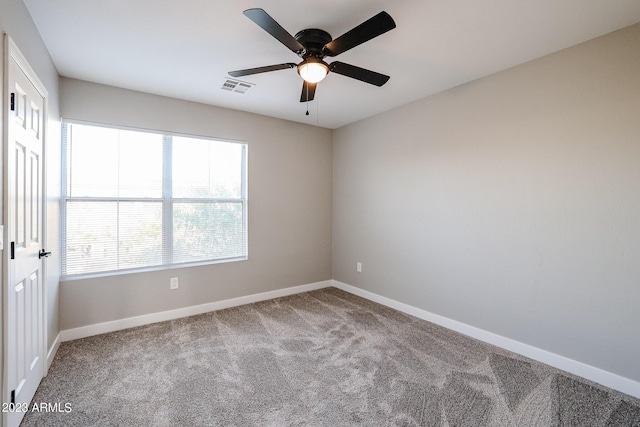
[60,280,332,342]
[331,280,640,400]
[46,333,61,373]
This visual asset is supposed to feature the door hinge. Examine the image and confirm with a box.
[11,389,15,405]
[10,242,15,259]
[10,92,15,111]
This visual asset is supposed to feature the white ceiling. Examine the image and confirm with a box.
[23,0,640,129]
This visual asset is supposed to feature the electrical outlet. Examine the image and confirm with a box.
[170,277,179,290]
[356,262,362,273]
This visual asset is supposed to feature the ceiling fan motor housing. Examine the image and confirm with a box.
[294,29,332,59]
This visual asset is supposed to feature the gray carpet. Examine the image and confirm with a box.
[22,287,640,426]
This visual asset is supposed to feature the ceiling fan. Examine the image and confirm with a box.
[229,8,396,103]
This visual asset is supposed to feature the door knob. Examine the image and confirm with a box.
[39,249,51,259]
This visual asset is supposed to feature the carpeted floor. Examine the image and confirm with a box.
[23,287,640,426]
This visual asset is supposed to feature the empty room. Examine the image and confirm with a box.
[2,0,640,425]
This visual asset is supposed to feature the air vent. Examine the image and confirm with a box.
[221,78,254,94]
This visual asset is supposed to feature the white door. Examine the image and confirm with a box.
[3,37,47,427]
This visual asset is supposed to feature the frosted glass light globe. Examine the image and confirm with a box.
[298,60,329,83]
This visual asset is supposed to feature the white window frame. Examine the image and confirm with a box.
[61,120,248,279]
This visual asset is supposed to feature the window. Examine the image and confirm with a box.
[62,122,247,277]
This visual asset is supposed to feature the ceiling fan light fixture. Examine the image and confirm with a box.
[298,58,329,83]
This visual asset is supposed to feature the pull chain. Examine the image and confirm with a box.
[305,84,310,116]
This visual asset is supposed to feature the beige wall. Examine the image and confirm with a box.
[333,23,640,382]
[59,78,333,330]
[1,0,62,365]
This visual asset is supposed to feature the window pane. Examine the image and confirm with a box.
[68,125,119,197]
[64,201,163,274]
[67,124,163,198]
[173,137,244,198]
[173,202,244,263]
[64,201,118,275]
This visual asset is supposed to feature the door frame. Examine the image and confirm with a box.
[2,33,49,419]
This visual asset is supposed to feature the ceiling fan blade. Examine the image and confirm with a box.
[243,8,305,54]
[229,63,297,77]
[323,11,396,57]
[329,61,390,86]
[300,81,317,102]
